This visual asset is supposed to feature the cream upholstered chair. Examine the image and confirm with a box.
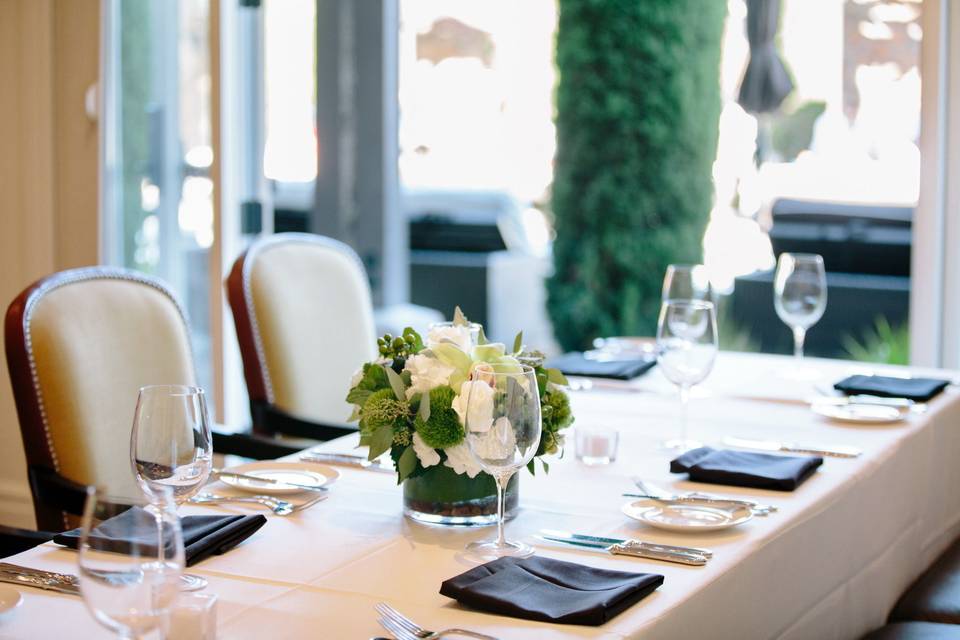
[226,233,377,441]
[5,267,197,530]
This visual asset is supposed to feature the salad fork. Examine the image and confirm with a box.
[375,603,498,640]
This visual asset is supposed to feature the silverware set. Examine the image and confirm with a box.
[188,492,326,515]
[376,602,498,640]
[299,451,395,473]
[632,479,778,516]
[212,468,329,492]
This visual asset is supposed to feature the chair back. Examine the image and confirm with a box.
[226,233,377,432]
[5,267,196,529]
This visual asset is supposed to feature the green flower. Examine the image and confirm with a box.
[413,386,464,448]
[540,388,573,456]
[361,388,410,435]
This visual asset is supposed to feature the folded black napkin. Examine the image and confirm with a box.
[546,352,655,381]
[439,556,663,626]
[670,446,823,491]
[54,507,266,566]
[834,374,949,403]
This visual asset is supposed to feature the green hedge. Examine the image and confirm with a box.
[548,0,726,350]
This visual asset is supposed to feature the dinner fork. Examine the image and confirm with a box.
[190,492,327,515]
[375,603,499,640]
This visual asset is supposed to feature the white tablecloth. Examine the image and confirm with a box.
[3,353,960,640]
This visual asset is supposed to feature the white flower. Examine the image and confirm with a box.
[470,417,517,460]
[411,432,440,468]
[443,442,482,478]
[452,380,495,432]
[404,354,455,400]
[426,325,472,353]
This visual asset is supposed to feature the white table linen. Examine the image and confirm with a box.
[3,353,960,639]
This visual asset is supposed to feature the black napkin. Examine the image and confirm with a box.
[834,374,949,403]
[439,556,663,626]
[670,446,822,491]
[54,507,266,567]
[546,352,655,381]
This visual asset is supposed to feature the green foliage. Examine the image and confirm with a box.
[413,387,464,449]
[842,316,909,366]
[539,388,573,457]
[360,388,409,435]
[771,100,826,162]
[548,0,727,350]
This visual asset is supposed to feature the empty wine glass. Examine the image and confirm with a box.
[662,264,712,303]
[463,363,542,560]
[657,300,718,451]
[774,253,827,373]
[130,385,212,591]
[78,485,184,639]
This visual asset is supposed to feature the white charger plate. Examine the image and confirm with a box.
[0,586,22,618]
[219,461,339,495]
[812,402,904,424]
[622,500,753,532]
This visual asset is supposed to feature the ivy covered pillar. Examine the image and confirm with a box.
[548,1,726,350]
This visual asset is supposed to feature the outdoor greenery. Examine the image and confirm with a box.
[843,316,909,365]
[548,0,727,350]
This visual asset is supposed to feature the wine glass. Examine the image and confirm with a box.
[656,300,718,451]
[130,385,212,591]
[773,253,827,373]
[463,363,542,560]
[78,485,184,639]
[662,264,712,303]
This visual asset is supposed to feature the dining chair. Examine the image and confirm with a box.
[4,267,198,530]
[225,233,377,443]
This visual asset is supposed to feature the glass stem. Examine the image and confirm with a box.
[679,384,690,446]
[793,326,806,363]
[495,474,508,547]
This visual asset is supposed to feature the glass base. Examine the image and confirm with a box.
[660,438,702,452]
[179,573,207,591]
[465,539,535,562]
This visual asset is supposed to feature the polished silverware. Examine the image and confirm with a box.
[811,394,915,409]
[189,492,327,515]
[299,452,394,473]
[633,479,777,515]
[212,468,329,493]
[540,530,713,558]
[376,602,499,640]
[722,435,862,458]
[535,531,709,566]
[0,563,80,595]
[621,493,773,516]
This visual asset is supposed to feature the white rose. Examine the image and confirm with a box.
[426,325,472,353]
[404,354,455,400]
[442,442,483,478]
[452,380,495,432]
[411,432,440,468]
[469,416,517,460]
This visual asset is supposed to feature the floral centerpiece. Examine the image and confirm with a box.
[345,309,574,526]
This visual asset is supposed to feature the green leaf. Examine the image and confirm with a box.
[512,331,524,354]
[477,326,489,345]
[453,306,468,327]
[383,365,406,401]
[526,459,536,476]
[397,446,418,482]
[417,389,431,422]
[541,459,550,474]
[346,387,373,406]
[367,425,394,461]
[347,405,362,422]
[546,368,570,387]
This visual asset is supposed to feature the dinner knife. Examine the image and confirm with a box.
[213,469,329,492]
[0,563,80,595]
[536,531,710,565]
[722,436,862,459]
[299,452,394,473]
[541,530,714,558]
[810,395,915,408]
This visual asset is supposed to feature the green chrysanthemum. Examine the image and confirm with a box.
[542,388,573,433]
[361,388,409,435]
[413,386,464,448]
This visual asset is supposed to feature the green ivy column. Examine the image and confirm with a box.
[548,0,726,350]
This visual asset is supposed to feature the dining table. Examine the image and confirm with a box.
[3,351,960,639]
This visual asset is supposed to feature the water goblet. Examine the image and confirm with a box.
[774,253,827,375]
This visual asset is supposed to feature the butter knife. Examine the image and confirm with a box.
[299,452,394,473]
[722,436,862,458]
[0,563,80,595]
[536,531,710,565]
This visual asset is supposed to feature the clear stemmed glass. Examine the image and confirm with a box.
[130,384,212,591]
[463,363,542,560]
[78,485,184,639]
[662,264,712,303]
[773,253,827,374]
[656,300,718,451]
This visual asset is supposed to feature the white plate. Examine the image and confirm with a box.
[622,500,753,532]
[0,586,22,618]
[812,402,904,424]
[219,461,339,495]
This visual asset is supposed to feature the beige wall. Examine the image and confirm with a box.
[0,0,100,528]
